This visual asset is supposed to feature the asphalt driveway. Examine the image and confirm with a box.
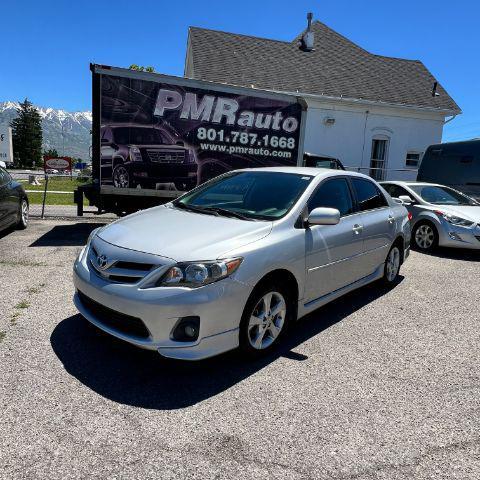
[0,219,479,479]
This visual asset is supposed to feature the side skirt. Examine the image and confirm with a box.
[297,265,384,319]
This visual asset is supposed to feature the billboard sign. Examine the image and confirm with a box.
[98,72,303,192]
[44,156,72,171]
[0,126,13,164]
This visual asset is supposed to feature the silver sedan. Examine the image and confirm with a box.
[381,181,480,252]
[73,167,410,361]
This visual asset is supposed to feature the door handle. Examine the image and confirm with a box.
[352,224,363,234]
[388,215,395,224]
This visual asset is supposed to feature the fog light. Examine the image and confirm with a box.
[448,232,462,241]
[172,316,200,342]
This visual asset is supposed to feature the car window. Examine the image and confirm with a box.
[308,178,354,217]
[176,171,313,220]
[351,178,388,211]
[382,184,411,199]
[409,185,477,206]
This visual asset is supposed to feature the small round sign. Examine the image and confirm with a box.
[45,158,70,170]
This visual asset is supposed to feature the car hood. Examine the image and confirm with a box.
[430,205,480,222]
[97,205,273,261]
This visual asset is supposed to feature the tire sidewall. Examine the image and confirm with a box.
[17,198,28,230]
[113,163,130,188]
[412,221,438,252]
[383,244,401,285]
[239,281,293,357]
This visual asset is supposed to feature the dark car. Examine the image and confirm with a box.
[417,139,480,201]
[303,152,346,170]
[0,166,28,233]
[100,124,198,191]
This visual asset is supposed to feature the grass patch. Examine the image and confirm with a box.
[0,260,46,267]
[24,177,89,193]
[27,192,75,206]
[0,331,5,343]
[15,300,30,309]
[26,286,41,295]
[25,177,89,205]
[10,311,20,326]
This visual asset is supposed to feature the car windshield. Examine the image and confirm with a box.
[174,171,313,220]
[113,127,164,145]
[409,185,478,206]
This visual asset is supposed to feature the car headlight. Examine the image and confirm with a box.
[129,146,142,162]
[156,258,242,288]
[438,212,474,227]
[77,227,101,263]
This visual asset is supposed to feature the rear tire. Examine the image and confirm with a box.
[412,221,438,252]
[239,282,292,358]
[16,198,28,230]
[381,244,401,287]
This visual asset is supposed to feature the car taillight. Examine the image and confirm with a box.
[408,212,413,221]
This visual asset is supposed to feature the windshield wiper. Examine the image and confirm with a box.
[201,207,254,221]
[174,203,219,216]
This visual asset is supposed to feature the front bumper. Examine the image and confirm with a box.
[437,223,480,250]
[130,162,197,184]
[73,250,250,360]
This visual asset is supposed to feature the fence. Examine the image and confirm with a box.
[9,170,93,218]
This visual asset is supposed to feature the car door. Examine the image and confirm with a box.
[0,168,11,228]
[350,178,396,275]
[304,177,365,302]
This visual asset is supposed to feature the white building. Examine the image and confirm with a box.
[184,17,460,180]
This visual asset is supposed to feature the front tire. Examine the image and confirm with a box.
[239,282,292,358]
[112,164,131,188]
[16,198,29,230]
[413,221,438,252]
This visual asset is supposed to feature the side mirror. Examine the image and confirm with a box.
[307,207,340,226]
[399,195,413,205]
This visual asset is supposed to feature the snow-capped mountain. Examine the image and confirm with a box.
[0,101,92,160]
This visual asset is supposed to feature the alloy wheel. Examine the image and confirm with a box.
[21,200,29,226]
[415,224,435,250]
[113,166,130,188]
[386,246,400,282]
[247,291,286,350]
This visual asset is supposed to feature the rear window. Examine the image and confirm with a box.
[351,178,388,211]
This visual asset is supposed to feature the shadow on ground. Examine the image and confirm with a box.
[29,223,106,247]
[414,246,480,262]
[51,277,403,410]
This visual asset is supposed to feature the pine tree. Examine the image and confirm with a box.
[10,99,43,168]
[43,148,59,158]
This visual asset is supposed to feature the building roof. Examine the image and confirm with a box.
[186,21,460,114]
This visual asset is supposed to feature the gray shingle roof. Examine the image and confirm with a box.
[187,22,460,113]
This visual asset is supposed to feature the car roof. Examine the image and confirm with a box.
[239,166,371,179]
[380,180,445,188]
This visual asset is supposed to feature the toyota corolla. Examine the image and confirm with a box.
[73,167,410,360]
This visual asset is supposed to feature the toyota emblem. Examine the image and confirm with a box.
[96,254,109,270]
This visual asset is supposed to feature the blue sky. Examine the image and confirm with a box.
[1,0,478,142]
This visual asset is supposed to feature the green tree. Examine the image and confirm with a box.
[129,64,155,73]
[43,148,59,158]
[10,99,43,168]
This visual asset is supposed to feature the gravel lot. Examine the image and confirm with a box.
[0,219,479,479]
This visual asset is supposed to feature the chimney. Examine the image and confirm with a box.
[301,12,315,51]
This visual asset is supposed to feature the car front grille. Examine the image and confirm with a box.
[90,245,157,284]
[77,290,150,339]
[147,149,185,163]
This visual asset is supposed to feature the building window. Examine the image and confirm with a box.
[406,152,422,168]
[369,138,389,181]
